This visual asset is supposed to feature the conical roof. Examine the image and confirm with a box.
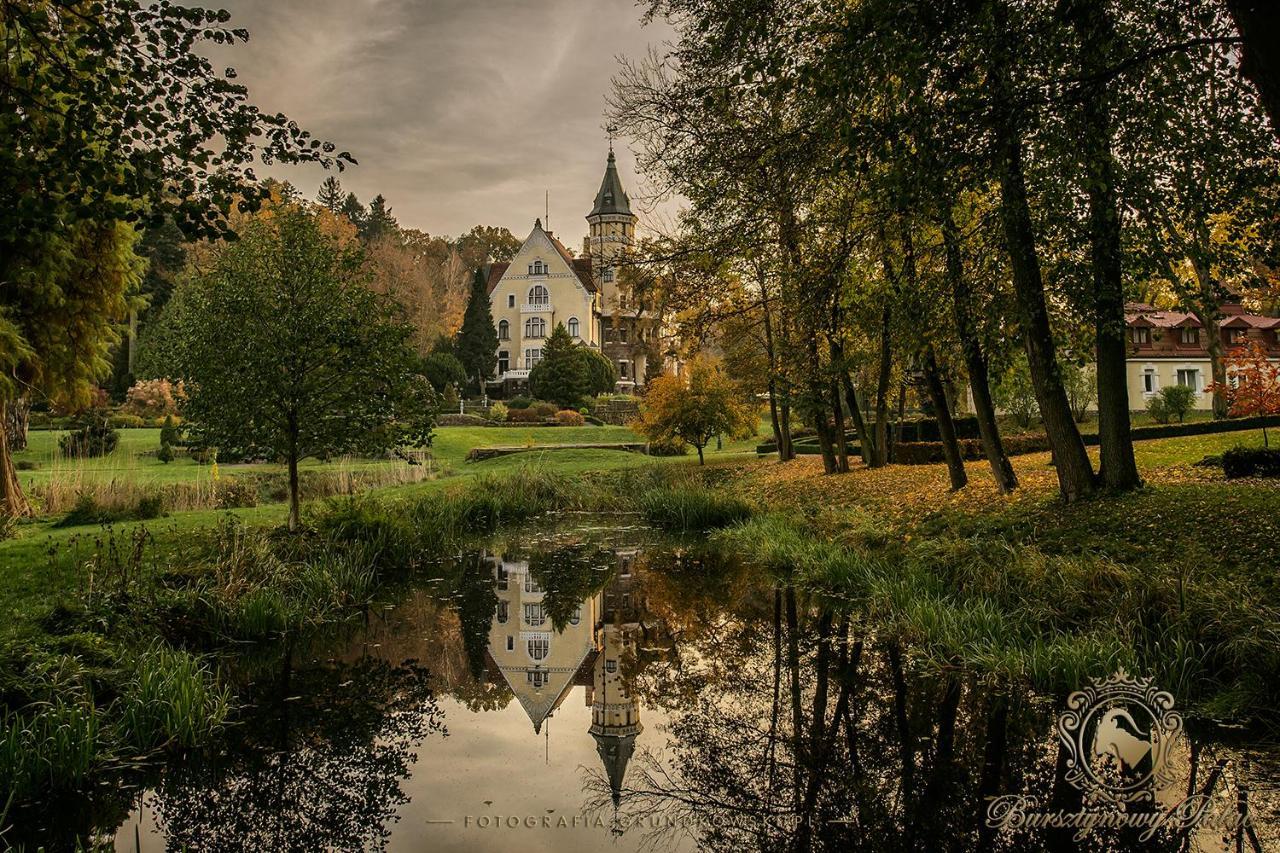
[588,150,633,218]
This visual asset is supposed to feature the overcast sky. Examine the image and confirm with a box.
[213,0,675,242]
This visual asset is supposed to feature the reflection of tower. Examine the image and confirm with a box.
[588,551,644,810]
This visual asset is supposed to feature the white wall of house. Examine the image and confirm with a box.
[1127,359,1215,410]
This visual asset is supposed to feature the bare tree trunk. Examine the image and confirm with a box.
[0,415,32,518]
[1069,0,1142,493]
[872,308,893,467]
[940,207,1018,491]
[987,5,1097,502]
[3,398,29,453]
[922,351,969,490]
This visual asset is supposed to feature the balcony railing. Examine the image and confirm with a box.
[500,369,530,380]
[521,302,551,313]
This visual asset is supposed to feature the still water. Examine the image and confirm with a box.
[24,520,1280,851]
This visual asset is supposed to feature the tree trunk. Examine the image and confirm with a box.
[0,417,32,518]
[830,380,850,472]
[871,308,893,467]
[761,270,794,461]
[1226,0,1280,141]
[287,420,302,532]
[987,16,1097,501]
[940,206,1018,492]
[3,398,30,453]
[1070,0,1142,493]
[832,335,873,465]
[807,335,838,474]
[1189,261,1229,419]
[696,443,705,466]
[922,351,969,490]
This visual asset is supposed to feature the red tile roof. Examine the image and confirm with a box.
[484,262,510,295]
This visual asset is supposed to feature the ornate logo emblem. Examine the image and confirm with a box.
[1057,668,1183,805]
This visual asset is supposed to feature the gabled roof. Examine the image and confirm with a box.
[485,222,598,296]
[588,150,633,218]
[484,262,510,295]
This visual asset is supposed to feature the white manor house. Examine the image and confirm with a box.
[482,149,660,393]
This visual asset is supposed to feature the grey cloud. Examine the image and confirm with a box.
[212,0,674,240]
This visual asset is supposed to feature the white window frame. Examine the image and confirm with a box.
[567,317,579,338]
[524,348,543,369]
[1180,327,1198,345]
[1141,367,1158,396]
[525,317,546,339]
[528,284,549,305]
[498,319,509,340]
[528,637,549,661]
[1176,368,1201,391]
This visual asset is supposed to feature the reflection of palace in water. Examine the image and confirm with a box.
[484,549,649,806]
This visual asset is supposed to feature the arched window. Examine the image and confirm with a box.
[528,638,549,661]
[525,317,546,338]
[567,317,579,338]
[498,319,509,340]
[496,601,509,624]
[569,605,581,626]
[528,260,547,275]
[528,284,548,305]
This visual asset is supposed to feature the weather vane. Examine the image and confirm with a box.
[606,123,618,152]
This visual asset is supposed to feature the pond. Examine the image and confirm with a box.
[11,519,1280,851]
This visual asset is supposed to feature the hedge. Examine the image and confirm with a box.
[1222,446,1280,479]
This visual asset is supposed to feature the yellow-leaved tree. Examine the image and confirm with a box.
[632,354,757,465]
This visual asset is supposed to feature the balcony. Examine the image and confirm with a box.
[500,369,530,381]
[521,302,551,313]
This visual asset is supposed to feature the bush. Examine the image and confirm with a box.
[1159,384,1197,423]
[437,413,488,427]
[157,442,175,464]
[488,402,508,422]
[646,437,689,456]
[160,414,181,447]
[507,407,547,424]
[122,378,181,417]
[1222,446,1280,479]
[59,413,119,458]
[15,460,38,471]
[135,494,166,519]
[555,409,585,426]
[215,478,259,509]
[508,397,532,410]
[531,402,558,419]
[108,414,146,429]
[188,445,218,465]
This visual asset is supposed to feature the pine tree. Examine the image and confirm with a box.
[454,268,498,393]
[528,323,587,408]
[360,194,398,241]
[340,192,365,228]
[318,176,343,213]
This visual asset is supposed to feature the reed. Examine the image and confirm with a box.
[638,486,752,531]
[117,644,231,751]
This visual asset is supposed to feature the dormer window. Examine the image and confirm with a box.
[1180,327,1199,345]
[1226,328,1246,345]
[528,260,547,276]
[1130,327,1150,345]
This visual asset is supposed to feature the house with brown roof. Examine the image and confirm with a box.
[1125,302,1280,409]
[483,149,660,393]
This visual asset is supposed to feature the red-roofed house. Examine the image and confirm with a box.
[1125,302,1280,408]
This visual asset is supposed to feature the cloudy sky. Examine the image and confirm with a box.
[212,0,675,242]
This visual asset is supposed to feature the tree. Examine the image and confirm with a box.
[340,193,366,230]
[992,357,1040,430]
[172,206,435,531]
[575,346,619,397]
[423,352,467,394]
[1061,362,1097,424]
[318,176,344,213]
[454,269,498,392]
[455,226,521,265]
[528,324,587,408]
[360,195,398,242]
[632,355,756,465]
[1215,340,1280,446]
[0,3,349,518]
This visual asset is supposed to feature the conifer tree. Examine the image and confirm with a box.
[361,194,398,241]
[529,323,587,408]
[318,176,344,213]
[454,269,499,393]
[340,192,366,229]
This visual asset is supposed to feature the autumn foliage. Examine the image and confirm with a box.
[632,355,756,465]
[1212,341,1280,446]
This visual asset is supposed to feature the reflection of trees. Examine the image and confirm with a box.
[147,645,446,852]
[450,550,499,680]
[527,543,615,631]
[583,566,1255,853]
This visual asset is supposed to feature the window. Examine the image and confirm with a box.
[528,284,549,305]
[524,348,543,369]
[1180,327,1199,345]
[619,361,629,379]
[528,260,547,275]
[528,638,549,661]
[602,268,614,282]
[497,350,509,374]
[1227,328,1246,345]
[524,575,542,594]
[506,636,514,651]
[568,317,579,338]
[496,565,508,590]
[496,601,509,624]
[498,319,509,340]
[508,294,515,308]
[569,605,581,626]
[1131,327,1150,345]
[604,327,615,343]
[524,603,546,627]
[527,670,548,688]
[1142,369,1157,395]
[605,659,618,674]
[617,327,628,343]
[1177,368,1200,390]
[525,317,546,338]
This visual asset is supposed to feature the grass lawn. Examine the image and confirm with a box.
[0,425,760,636]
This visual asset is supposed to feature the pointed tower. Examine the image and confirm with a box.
[589,621,642,808]
[584,147,637,282]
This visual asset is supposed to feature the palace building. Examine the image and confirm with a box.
[482,149,660,393]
